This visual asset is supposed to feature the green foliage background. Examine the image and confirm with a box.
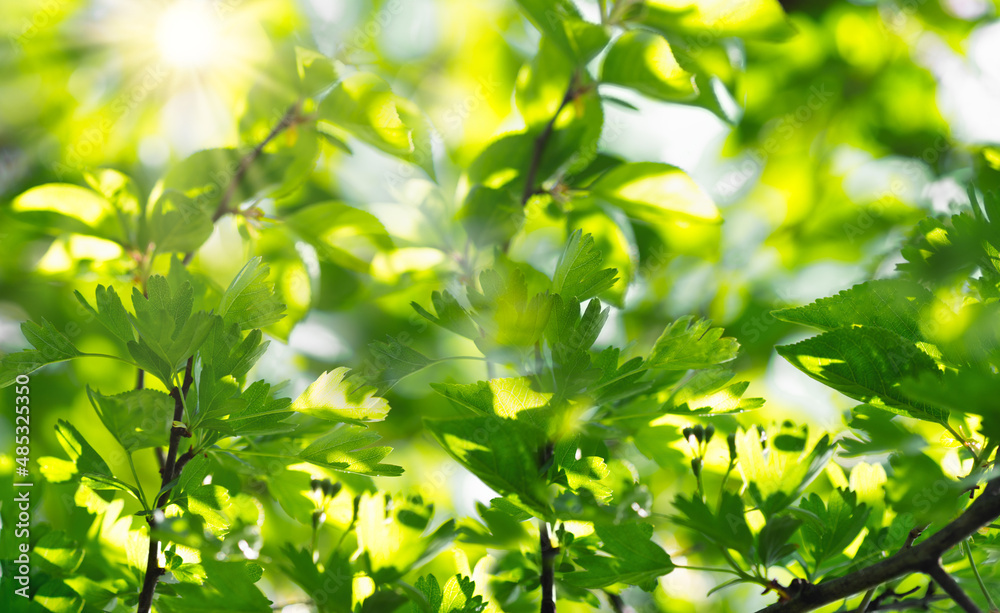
[2,0,1000,612]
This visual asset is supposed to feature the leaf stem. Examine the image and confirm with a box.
[964,539,998,611]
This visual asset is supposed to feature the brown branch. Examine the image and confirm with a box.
[136,357,194,613]
[756,477,1000,613]
[540,520,557,613]
[136,103,304,611]
[521,78,577,206]
[182,102,302,265]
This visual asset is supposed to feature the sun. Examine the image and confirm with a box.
[154,1,222,69]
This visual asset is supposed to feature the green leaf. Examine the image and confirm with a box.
[647,316,739,370]
[636,0,796,42]
[291,367,389,423]
[738,430,835,517]
[35,531,84,574]
[218,256,286,330]
[156,560,272,612]
[771,279,940,345]
[563,522,673,590]
[295,45,338,97]
[754,514,802,568]
[75,284,135,344]
[601,31,696,101]
[412,291,479,340]
[551,230,618,301]
[37,420,113,485]
[22,319,82,362]
[515,37,575,129]
[12,183,122,240]
[357,493,455,583]
[366,336,436,393]
[794,489,870,573]
[590,162,720,224]
[776,327,948,424]
[513,0,610,63]
[87,387,175,452]
[0,318,86,386]
[128,276,215,384]
[425,415,549,514]
[318,73,434,178]
[285,201,394,273]
[298,425,404,476]
[148,190,214,255]
[160,147,287,216]
[459,185,523,248]
[432,377,552,428]
[468,268,555,351]
[672,491,753,556]
[279,545,352,613]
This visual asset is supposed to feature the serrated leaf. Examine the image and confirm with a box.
[298,425,403,476]
[425,415,548,514]
[75,284,134,344]
[87,387,175,452]
[291,367,389,423]
[552,230,618,301]
[771,279,940,345]
[647,316,739,370]
[219,256,286,330]
[156,560,272,612]
[563,522,673,590]
[357,493,455,583]
[776,327,948,424]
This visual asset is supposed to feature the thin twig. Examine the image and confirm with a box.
[521,78,576,206]
[182,102,302,265]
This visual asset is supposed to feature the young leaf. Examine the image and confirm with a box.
[155,560,272,612]
[551,230,618,301]
[218,256,286,331]
[291,367,390,423]
[297,425,404,476]
[366,335,436,392]
[647,316,739,370]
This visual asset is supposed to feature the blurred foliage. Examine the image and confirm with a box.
[2,0,1000,611]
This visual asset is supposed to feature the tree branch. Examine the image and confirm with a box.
[927,565,982,613]
[521,78,577,206]
[755,477,1000,613]
[181,101,302,265]
[540,519,557,613]
[136,357,194,613]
